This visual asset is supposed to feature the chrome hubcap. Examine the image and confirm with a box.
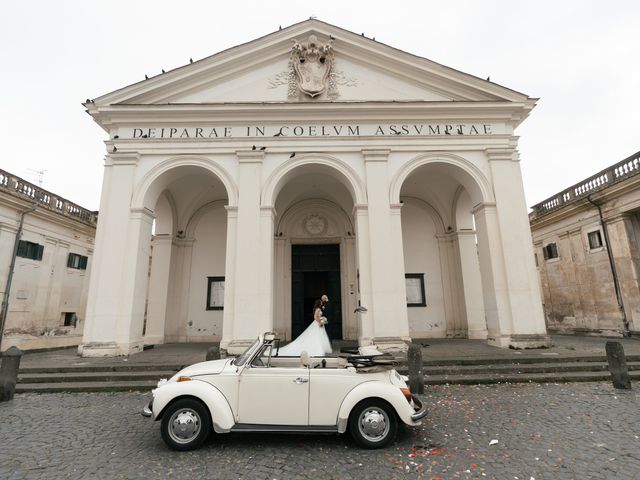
[168,409,201,444]
[359,408,389,441]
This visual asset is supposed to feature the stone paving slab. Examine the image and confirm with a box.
[1,382,639,479]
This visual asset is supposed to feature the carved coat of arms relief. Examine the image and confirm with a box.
[291,35,333,98]
[266,34,358,100]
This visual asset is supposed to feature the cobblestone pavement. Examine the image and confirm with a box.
[1,382,639,479]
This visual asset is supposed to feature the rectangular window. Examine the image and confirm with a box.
[206,276,225,310]
[16,240,44,261]
[63,312,77,327]
[543,242,559,260]
[588,230,603,250]
[67,253,88,270]
[405,273,426,307]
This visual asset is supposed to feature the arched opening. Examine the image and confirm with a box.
[399,158,488,339]
[270,160,361,341]
[141,163,231,344]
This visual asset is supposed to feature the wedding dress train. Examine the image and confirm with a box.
[277,321,332,357]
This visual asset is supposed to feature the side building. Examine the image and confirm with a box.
[0,169,97,351]
[530,150,640,338]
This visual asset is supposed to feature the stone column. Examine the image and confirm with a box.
[486,148,550,348]
[605,214,639,333]
[144,234,173,345]
[353,204,374,346]
[361,150,410,351]
[0,225,17,309]
[164,238,194,342]
[436,233,465,338]
[473,202,514,347]
[226,151,273,354]
[272,236,288,338]
[80,153,154,356]
[220,206,238,351]
[40,237,63,329]
[455,230,488,339]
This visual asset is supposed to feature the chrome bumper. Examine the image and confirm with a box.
[141,400,153,418]
[411,396,427,421]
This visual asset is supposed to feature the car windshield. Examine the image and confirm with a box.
[233,337,261,367]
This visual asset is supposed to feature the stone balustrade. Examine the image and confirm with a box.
[0,169,97,226]
[530,150,640,220]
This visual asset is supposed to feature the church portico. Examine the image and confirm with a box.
[80,19,548,356]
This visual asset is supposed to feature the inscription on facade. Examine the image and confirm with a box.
[127,123,494,139]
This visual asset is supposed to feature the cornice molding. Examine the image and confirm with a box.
[91,101,531,131]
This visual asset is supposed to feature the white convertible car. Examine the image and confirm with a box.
[142,333,426,451]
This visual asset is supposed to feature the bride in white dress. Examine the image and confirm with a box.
[278,299,332,357]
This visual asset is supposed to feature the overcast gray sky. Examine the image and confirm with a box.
[1,0,638,211]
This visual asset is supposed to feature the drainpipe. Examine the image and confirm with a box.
[587,195,630,337]
[0,204,37,351]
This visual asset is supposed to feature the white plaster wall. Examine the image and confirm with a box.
[185,204,227,340]
[401,200,447,337]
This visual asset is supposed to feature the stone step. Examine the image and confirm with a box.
[420,354,640,366]
[16,369,640,393]
[15,380,158,394]
[18,364,182,374]
[18,370,175,384]
[419,361,640,376]
[424,370,640,385]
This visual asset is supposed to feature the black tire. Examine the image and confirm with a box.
[160,398,211,451]
[348,399,398,449]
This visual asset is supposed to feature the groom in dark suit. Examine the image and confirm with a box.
[320,294,330,337]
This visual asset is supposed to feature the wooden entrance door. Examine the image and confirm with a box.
[291,244,342,340]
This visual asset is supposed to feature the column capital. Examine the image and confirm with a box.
[105,153,140,166]
[455,229,477,238]
[471,202,497,215]
[603,212,631,224]
[224,205,239,218]
[151,233,174,244]
[362,149,390,163]
[485,148,516,162]
[44,236,60,246]
[130,207,155,221]
[352,204,369,215]
[236,151,265,164]
[390,203,403,214]
[0,223,18,234]
[260,205,277,218]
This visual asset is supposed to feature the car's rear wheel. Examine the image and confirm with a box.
[160,398,211,451]
[348,399,398,449]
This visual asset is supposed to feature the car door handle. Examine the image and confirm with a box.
[293,377,309,384]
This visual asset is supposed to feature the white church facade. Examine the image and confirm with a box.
[80,19,549,356]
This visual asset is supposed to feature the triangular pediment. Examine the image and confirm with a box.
[90,19,532,108]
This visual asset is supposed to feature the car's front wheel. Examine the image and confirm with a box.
[160,398,211,451]
[348,399,398,449]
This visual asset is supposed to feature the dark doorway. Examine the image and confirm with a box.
[291,244,342,340]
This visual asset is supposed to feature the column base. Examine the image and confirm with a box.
[78,341,144,357]
[468,328,488,340]
[142,335,165,346]
[223,339,255,356]
[486,334,511,348]
[370,336,410,354]
[509,334,551,349]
